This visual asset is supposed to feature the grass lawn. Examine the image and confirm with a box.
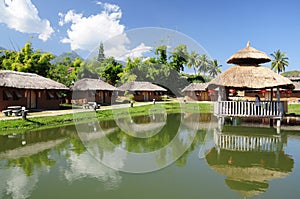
[288,103,300,114]
[0,102,213,135]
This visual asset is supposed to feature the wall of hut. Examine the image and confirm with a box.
[184,91,211,101]
[71,90,114,105]
[244,90,300,103]
[133,91,164,102]
[0,87,63,111]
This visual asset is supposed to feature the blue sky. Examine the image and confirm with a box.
[1,0,300,72]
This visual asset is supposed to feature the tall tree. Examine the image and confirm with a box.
[187,51,200,75]
[155,45,168,64]
[198,54,210,75]
[208,59,222,78]
[270,50,289,74]
[169,44,189,72]
[97,42,105,63]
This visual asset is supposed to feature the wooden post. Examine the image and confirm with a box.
[270,88,274,127]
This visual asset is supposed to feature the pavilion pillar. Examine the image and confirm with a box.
[270,88,274,127]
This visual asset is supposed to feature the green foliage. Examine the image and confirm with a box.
[270,50,289,74]
[48,57,83,87]
[0,42,54,77]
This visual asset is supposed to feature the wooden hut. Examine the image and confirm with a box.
[117,81,167,101]
[71,78,117,105]
[181,83,211,101]
[0,70,68,111]
[208,42,294,123]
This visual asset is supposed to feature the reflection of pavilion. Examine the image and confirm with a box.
[205,129,294,198]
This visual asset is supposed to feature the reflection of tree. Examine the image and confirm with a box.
[175,130,206,167]
[6,149,55,176]
[106,114,180,153]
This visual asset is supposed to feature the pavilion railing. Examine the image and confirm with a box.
[213,130,283,152]
[214,101,284,118]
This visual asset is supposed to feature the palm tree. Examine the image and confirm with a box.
[187,51,200,75]
[270,50,289,74]
[198,54,210,75]
[208,59,222,78]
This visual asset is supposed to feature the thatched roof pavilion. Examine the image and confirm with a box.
[118,81,167,92]
[72,78,117,91]
[0,70,68,90]
[209,42,294,90]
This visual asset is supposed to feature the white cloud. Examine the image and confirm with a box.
[113,43,153,61]
[0,0,54,41]
[59,2,125,51]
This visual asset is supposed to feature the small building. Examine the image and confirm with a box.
[181,83,211,101]
[0,70,68,111]
[208,42,294,125]
[71,78,117,105]
[117,81,167,101]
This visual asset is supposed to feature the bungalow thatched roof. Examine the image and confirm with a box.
[181,82,208,92]
[209,42,295,90]
[0,70,68,90]
[72,78,117,91]
[118,81,167,92]
[227,41,271,65]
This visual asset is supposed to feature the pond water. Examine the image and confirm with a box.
[0,113,300,199]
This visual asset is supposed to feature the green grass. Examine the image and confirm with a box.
[288,104,300,114]
[0,102,212,135]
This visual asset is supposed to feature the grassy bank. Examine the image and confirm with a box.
[0,102,212,134]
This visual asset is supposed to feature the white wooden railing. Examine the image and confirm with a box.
[214,131,283,152]
[214,101,284,118]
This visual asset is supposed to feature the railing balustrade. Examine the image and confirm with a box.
[214,130,283,152]
[214,101,284,118]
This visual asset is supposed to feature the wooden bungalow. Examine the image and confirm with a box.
[71,78,117,105]
[117,81,167,102]
[181,82,211,101]
[208,42,294,126]
[0,70,68,111]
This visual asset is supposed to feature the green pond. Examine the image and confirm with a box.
[0,113,300,199]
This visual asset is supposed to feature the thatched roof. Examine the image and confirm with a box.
[209,42,295,90]
[72,78,117,91]
[209,65,295,90]
[227,42,271,65]
[181,83,208,92]
[0,70,68,90]
[293,82,300,91]
[118,81,167,92]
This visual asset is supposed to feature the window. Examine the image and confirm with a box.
[3,90,13,100]
[47,91,55,100]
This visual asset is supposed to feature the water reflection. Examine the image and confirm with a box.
[205,127,294,198]
[77,113,208,173]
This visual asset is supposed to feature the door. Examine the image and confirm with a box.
[27,90,37,109]
[144,92,149,101]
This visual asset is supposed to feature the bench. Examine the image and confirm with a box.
[82,102,100,111]
[2,110,12,116]
[12,109,22,116]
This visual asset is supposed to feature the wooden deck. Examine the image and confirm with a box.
[214,100,284,118]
